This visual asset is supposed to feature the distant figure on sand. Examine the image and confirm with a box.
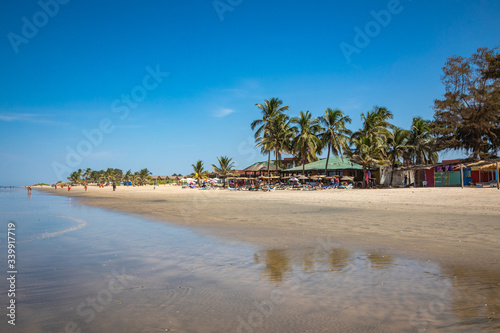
[84,184,88,192]
[68,185,71,191]
[113,183,116,191]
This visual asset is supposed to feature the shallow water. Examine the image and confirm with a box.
[0,188,498,332]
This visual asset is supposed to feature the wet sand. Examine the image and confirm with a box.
[36,186,500,275]
[15,186,500,332]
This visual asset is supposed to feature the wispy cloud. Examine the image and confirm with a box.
[0,112,67,125]
[213,108,236,118]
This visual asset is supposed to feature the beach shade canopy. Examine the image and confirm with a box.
[298,175,309,180]
[341,176,354,181]
[290,177,299,181]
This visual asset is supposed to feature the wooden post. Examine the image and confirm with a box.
[460,164,464,189]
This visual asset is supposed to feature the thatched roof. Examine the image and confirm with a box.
[243,162,282,172]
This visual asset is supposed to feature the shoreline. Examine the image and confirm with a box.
[34,185,500,276]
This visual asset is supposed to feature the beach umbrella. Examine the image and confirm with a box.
[341,176,354,181]
[290,177,298,181]
[298,175,309,180]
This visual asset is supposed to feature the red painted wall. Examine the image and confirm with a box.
[471,170,495,183]
[425,169,435,187]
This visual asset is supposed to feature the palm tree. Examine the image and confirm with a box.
[319,108,352,176]
[408,117,438,165]
[212,156,236,188]
[191,160,205,186]
[353,106,394,144]
[105,168,116,184]
[122,170,133,184]
[82,168,92,182]
[251,98,290,176]
[349,135,387,188]
[67,171,80,184]
[90,170,99,183]
[386,127,411,186]
[138,168,152,185]
[256,113,295,172]
[291,111,323,176]
[133,172,140,186]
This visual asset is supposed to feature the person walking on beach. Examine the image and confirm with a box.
[112,183,117,191]
[68,184,71,191]
[84,183,88,192]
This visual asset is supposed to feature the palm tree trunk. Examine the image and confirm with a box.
[275,150,279,177]
[390,169,394,187]
[324,144,330,176]
[268,151,271,177]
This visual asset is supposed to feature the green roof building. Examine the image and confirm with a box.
[284,156,364,177]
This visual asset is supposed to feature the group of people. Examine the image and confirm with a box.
[54,184,71,191]
[53,182,117,191]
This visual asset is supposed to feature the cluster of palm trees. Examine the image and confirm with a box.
[191,156,236,187]
[251,98,437,186]
[67,168,152,186]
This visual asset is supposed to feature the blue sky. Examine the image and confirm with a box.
[1,0,499,185]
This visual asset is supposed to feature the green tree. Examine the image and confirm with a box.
[353,106,394,144]
[349,135,387,188]
[291,111,323,176]
[319,108,352,176]
[67,171,81,184]
[83,168,92,182]
[105,168,116,184]
[256,113,295,172]
[191,160,205,186]
[138,168,152,185]
[386,127,411,186]
[251,98,290,176]
[408,117,438,165]
[433,47,500,159]
[90,170,99,183]
[211,156,236,188]
[122,170,133,184]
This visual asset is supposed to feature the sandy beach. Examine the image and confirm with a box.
[36,185,500,275]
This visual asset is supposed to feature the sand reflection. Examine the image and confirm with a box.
[254,247,399,283]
